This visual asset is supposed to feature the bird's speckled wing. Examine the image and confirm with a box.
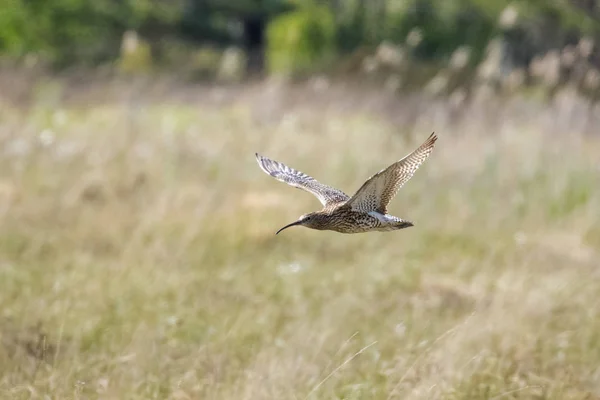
[346,133,437,214]
[255,153,350,207]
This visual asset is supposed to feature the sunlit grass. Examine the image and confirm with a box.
[0,85,599,399]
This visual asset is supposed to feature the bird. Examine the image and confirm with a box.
[255,132,437,234]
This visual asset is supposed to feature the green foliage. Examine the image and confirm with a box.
[118,33,153,74]
[515,0,600,34]
[385,0,496,62]
[335,0,369,51]
[266,4,336,76]
[180,0,293,44]
[332,0,599,65]
[0,0,599,70]
[188,47,223,79]
[0,0,182,65]
[0,0,31,55]
[202,0,293,16]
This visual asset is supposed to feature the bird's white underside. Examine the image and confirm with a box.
[367,211,401,224]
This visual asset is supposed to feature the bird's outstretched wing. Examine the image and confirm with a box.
[255,153,349,207]
[346,133,437,214]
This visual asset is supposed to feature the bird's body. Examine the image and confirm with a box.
[256,133,437,234]
[296,207,413,234]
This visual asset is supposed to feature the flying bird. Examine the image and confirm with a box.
[255,132,437,234]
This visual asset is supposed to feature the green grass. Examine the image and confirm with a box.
[0,87,599,399]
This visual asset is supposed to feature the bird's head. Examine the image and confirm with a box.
[276,212,328,234]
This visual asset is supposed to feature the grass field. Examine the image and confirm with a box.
[0,80,599,399]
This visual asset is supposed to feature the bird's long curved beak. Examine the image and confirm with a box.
[276,220,302,235]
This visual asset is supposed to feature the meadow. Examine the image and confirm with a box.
[0,78,599,399]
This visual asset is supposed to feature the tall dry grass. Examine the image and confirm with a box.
[0,79,599,399]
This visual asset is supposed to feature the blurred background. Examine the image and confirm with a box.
[1,0,600,399]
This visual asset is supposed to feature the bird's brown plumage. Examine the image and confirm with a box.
[345,132,437,214]
[255,153,349,207]
[255,132,437,234]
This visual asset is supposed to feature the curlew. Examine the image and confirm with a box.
[255,132,437,234]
